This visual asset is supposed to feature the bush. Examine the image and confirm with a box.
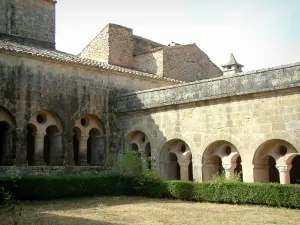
[0,174,130,200]
[1,175,300,208]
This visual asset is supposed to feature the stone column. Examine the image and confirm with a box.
[276,165,292,184]
[178,160,191,181]
[253,164,268,182]
[78,136,88,166]
[50,134,62,166]
[202,163,220,181]
[222,162,237,179]
[34,132,46,166]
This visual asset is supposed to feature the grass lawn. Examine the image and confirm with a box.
[0,196,299,225]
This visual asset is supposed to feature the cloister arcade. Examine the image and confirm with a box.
[27,110,63,166]
[159,139,193,181]
[0,105,299,184]
[202,141,242,181]
[73,114,106,166]
[252,139,300,184]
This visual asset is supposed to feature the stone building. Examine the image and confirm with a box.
[0,0,299,184]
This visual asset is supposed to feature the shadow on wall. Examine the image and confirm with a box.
[114,91,194,182]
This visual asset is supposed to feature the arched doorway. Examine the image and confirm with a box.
[160,139,192,181]
[202,141,241,181]
[73,115,105,166]
[0,107,16,166]
[253,139,297,184]
[27,110,63,166]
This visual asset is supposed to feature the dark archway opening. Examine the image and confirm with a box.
[0,121,11,165]
[188,155,193,181]
[168,153,180,180]
[268,156,279,183]
[145,142,151,169]
[87,128,101,165]
[73,128,80,165]
[234,156,243,181]
[290,155,300,184]
[26,124,36,165]
[44,125,60,165]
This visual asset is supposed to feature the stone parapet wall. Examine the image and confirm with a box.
[0,166,111,176]
[116,62,300,112]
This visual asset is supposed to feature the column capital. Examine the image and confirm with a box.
[222,163,237,171]
[178,160,190,167]
[276,165,292,172]
[79,136,89,141]
[35,132,46,138]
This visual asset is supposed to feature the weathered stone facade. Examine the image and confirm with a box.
[116,63,300,184]
[0,0,299,183]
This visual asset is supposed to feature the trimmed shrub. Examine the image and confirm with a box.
[1,175,300,208]
[0,174,128,200]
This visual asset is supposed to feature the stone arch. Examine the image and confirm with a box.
[202,140,242,181]
[73,114,105,166]
[27,110,63,165]
[159,139,193,181]
[200,134,244,156]
[250,132,300,156]
[252,139,298,184]
[0,107,16,166]
[125,130,152,170]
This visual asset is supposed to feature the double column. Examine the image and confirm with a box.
[222,162,237,179]
[178,159,191,181]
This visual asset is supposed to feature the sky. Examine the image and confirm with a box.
[55,0,300,71]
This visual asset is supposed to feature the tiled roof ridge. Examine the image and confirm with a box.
[0,39,183,84]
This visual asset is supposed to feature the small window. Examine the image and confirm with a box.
[228,66,232,69]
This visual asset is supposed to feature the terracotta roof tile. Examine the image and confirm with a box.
[0,38,183,84]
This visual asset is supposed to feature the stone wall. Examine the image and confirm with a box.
[0,166,112,176]
[133,49,164,76]
[80,25,110,62]
[116,62,300,111]
[108,24,134,68]
[0,0,56,48]
[115,62,300,183]
[80,24,134,68]
[0,52,177,169]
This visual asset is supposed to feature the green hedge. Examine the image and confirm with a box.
[0,174,137,200]
[1,175,300,208]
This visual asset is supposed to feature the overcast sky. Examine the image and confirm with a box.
[55,0,300,71]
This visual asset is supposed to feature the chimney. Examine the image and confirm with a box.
[221,53,243,76]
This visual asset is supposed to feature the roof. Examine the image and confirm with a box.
[222,53,244,67]
[0,38,183,84]
[134,47,164,56]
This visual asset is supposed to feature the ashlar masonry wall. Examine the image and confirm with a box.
[115,62,300,183]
